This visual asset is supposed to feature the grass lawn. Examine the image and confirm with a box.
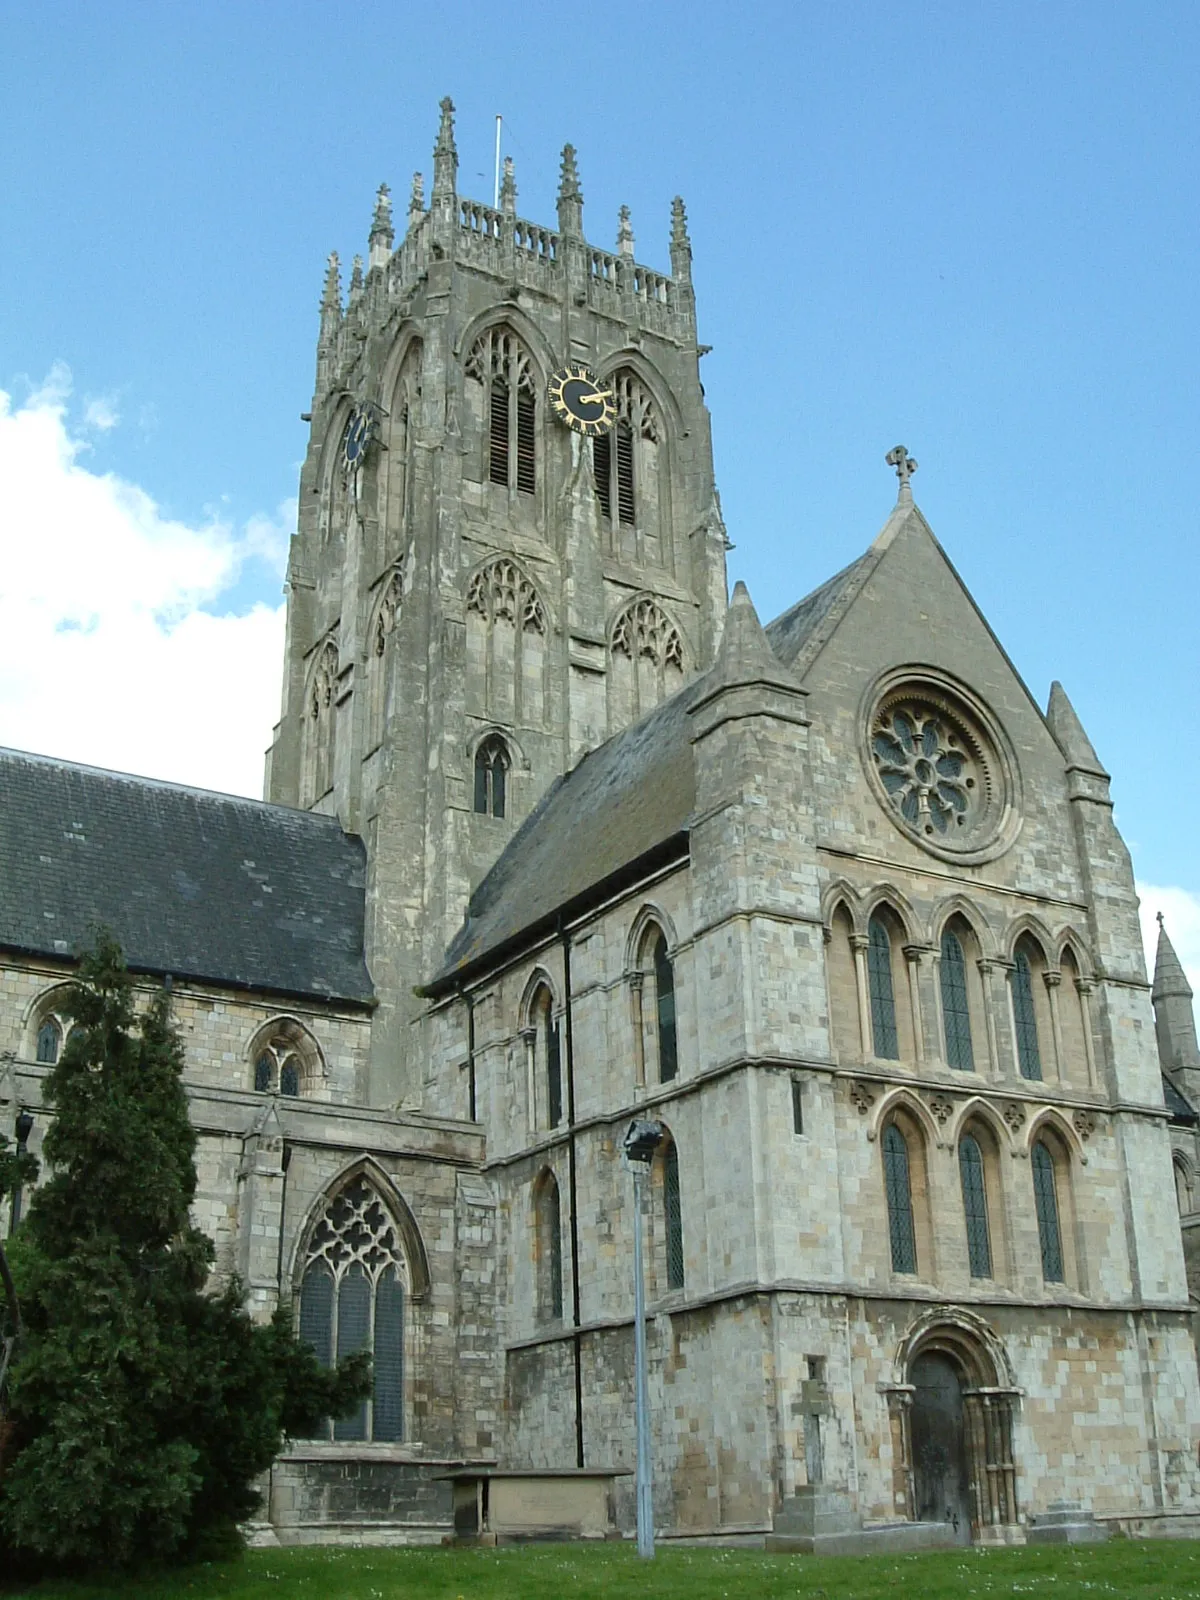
[7,1539,1200,1600]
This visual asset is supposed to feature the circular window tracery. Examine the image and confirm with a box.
[865,675,1017,862]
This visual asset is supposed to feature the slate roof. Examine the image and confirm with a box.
[1162,1073,1198,1126]
[0,748,374,1005]
[427,566,849,995]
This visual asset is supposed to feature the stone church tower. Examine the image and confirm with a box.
[265,99,729,1105]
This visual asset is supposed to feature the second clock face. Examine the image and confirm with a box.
[548,364,616,436]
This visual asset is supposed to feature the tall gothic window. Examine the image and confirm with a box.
[36,1015,62,1064]
[1011,943,1044,1081]
[298,1176,409,1441]
[534,1170,564,1322]
[608,596,684,730]
[663,1141,684,1291]
[302,640,339,808]
[532,985,562,1130]
[652,932,677,1083]
[867,915,899,1060]
[465,327,537,496]
[940,929,974,1071]
[958,1133,992,1278]
[1031,1140,1065,1283]
[882,1122,917,1274]
[593,370,663,566]
[465,558,548,728]
[366,566,403,753]
[473,734,510,818]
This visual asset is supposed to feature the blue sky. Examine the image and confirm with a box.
[2,1,1198,973]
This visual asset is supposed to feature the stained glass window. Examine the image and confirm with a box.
[280,1059,300,1097]
[959,1133,992,1278]
[664,1143,684,1291]
[254,1052,272,1092]
[883,1123,917,1274]
[940,930,974,1071]
[1032,1142,1064,1283]
[544,999,563,1129]
[298,1176,409,1441]
[654,933,678,1083]
[1012,948,1043,1081]
[868,916,899,1059]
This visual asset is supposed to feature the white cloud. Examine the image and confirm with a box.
[0,370,287,799]
[1137,883,1200,1000]
[83,393,120,432]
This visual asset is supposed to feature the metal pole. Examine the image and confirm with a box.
[632,1162,654,1558]
[493,115,502,209]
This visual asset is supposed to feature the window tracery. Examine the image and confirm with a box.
[298,1175,408,1441]
[465,559,547,728]
[608,598,684,730]
[592,370,665,567]
[473,734,510,818]
[302,639,339,807]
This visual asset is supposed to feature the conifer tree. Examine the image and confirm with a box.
[0,933,368,1572]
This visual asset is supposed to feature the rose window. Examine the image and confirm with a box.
[872,705,981,837]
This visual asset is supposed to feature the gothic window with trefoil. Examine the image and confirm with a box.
[298,1176,409,1442]
[608,596,684,731]
[465,327,536,496]
[465,558,547,728]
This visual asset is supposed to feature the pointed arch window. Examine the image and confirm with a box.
[367,566,403,751]
[1031,1140,1065,1283]
[959,1133,992,1278]
[652,932,677,1083]
[250,1024,322,1098]
[473,734,510,818]
[1011,944,1043,1081]
[535,1171,564,1322]
[867,915,899,1060]
[36,1015,62,1064]
[593,371,659,547]
[663,1141,684,1291]
[465,327,537,496]
[298,1175,409,1441]
[532,985,563,1130]
[940,929,975,1071]
[302,640,339,808]
[882,1122,917,1273]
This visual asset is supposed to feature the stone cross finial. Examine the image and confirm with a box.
[1158,910,1165,928]
[885,445,918,498]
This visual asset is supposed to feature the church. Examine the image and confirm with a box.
[3,98,1200,1548]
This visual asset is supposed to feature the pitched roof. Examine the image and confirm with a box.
[0,748,374,1005]
[1152,918,1193,1002]
[765,553,871,667]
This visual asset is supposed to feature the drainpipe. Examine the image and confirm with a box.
[560,917,585,1469]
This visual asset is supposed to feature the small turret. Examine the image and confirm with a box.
[500,155,516,218]
[315,252,342,394]
[349,255,364,301]
[1152,914,1200,1087]
[368,182,394,271]
[617,204,635,260]
[557,144,583,237]
[432,96,457,202]
[408,171,425,230]
[670,196,692,282]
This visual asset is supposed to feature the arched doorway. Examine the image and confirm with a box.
[910,1352,971,1541]
[887,1310,1021,1545]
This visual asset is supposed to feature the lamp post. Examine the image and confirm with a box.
[623,1116,664,1560]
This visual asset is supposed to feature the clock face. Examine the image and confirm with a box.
[343,408,371,467]
[547,364,617,436]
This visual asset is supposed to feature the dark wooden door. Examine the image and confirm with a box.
[910,1353,971,1543]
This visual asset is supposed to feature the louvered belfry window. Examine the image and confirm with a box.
[867,915,899,1060]
[883,1123,917,1274]
[1032,1141,1065,1282]
[940,930,974,1071]
[959,1133,992,1278]
[592,372,657,529]
[298,1176,409,1441]
[466,327,536,495]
